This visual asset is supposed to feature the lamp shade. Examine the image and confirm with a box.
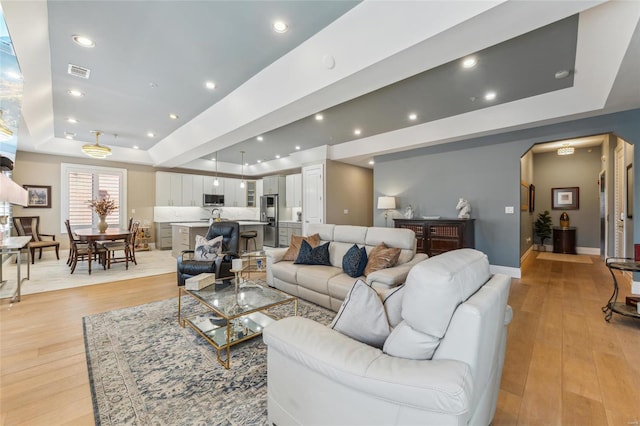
[377,196,396,210]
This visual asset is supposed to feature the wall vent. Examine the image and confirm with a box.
[67,63,91,79]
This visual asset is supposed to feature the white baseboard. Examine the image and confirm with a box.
[520,246,534,263]
[577,247,600,255]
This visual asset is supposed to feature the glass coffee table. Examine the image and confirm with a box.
[240,250,267,279]
[178,280,297,369]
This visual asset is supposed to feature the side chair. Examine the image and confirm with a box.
[13,216,60,264]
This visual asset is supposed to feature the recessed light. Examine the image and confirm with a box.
[408,113,417,121]
[149,82,158,88]
[555,70,570,79]
[245,162,249,166]
[169,113,179,120]
[147,132,155,138]
[484,91,496,101]
[72,35,95,48]
[133,145,139,150]
[67,117,78,124]
[68,89,84,97]
[462,56,477,68]
[295,145,300,150]
[257,136,264,141]
[315,113,323,121]
[273,21,288,33]
[368,160,375,165]
[205,81,216,90]
[275,155,280,159]
[257,159,262,163]
[64,131,76,139]
[354,128,361,136]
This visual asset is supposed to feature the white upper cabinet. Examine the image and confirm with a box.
[181,174,203,206]
[203,176,225,195]
[156,172,182,206]
[286,174,302,207]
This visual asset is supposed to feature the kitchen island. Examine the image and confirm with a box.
[171,221,267,257]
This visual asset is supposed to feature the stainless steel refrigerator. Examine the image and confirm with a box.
[260,194,279,247]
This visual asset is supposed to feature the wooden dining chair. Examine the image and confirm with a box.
[64,219,106,274]
[13,216,60,264]
[101,221,139,269]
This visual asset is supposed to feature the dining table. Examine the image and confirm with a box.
[75,227,131,274]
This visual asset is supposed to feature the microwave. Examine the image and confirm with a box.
[203,193,224,206]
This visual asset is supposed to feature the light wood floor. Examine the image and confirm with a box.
[1,255,639,425]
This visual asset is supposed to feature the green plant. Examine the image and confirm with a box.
[534,210,553,247]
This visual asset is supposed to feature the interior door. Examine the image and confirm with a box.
[302,163,324,234]
[599,170,607,258]
[614,145,625,257]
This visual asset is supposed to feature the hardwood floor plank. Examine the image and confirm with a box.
[562,391,608,425]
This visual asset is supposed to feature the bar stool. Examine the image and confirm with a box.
[240,230,258,252]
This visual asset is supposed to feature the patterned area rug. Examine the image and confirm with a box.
[83,292,335,425]
[536,252,593,264]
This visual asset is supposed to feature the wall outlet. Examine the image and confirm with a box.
[343,209,349,214]
[131,208,135,214]
[505,206,514,214]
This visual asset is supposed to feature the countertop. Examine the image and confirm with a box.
[279,220,303,224]
[170,221,268,227]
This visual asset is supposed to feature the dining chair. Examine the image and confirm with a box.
[101,220,139,269]
[64,219,107,274]
[13,216,60,264]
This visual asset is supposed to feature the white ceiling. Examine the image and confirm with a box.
[3,0,640,177]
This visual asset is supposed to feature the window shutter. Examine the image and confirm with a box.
[68,172,94,226]
[99,174,120,224]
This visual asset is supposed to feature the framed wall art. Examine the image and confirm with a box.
[23,184,52,208]
[551,186,579,210]
[520,181,529,212]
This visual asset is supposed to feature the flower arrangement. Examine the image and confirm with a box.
[88,197,117,216]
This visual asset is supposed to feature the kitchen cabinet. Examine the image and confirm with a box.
[171,224,209,257]
[278,222,302,247]
[286,174,302,207]
[263,175,285,195]
[246,180,257,207]
[224,178,247,207]
[155,172,182,206]
[203,176,224,195]
[181,174,203,206]
[155,222,173,249]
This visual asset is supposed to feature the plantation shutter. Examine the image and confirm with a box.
[62,163,127,231]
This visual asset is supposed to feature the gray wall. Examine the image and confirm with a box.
[374,108,640,269]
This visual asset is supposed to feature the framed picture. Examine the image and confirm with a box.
[627,164,633,219]
[551,186,579,210]
[23,185,52,208]
[529,184,535,212]
[520,182,529,211]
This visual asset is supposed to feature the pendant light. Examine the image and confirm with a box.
[213,152,219,186]
[82,131,112,158]
[240,151,245,189]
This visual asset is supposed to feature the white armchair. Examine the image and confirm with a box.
[263,249,512,425]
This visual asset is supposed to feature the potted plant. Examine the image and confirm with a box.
[534,210,553,251]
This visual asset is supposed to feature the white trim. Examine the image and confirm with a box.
[576,246,600,255]
[491,264,521,279]
[520,245,534,263]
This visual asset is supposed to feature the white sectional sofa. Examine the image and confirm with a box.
[266,223,429,311]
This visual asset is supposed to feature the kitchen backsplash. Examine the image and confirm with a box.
[154,206,259,222]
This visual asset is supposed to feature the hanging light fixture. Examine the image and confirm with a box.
[240,151,245,188]
[82,131,112,158]
[557,142,574,156]
[213,152,219,186]
[0,110,14,141]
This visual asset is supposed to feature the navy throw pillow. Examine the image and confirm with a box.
[294,240,331,266]
[342,244,368,278]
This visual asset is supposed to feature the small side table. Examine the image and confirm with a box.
[553,226,576,254]
[602,257,640,322]
[0,236,32,302]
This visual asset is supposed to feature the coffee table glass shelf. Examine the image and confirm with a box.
[602,257,640,322]
[178,279,297,369]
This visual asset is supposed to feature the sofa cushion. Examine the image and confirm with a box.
[381,284,405,328]
[297,265,343,295]
[342,244,368,278]
[333,225,368,244]
[383,320,441,359]
[327,272,362,301]
[270,260,300,284]
[306,224,335,242]
[364,243,401,276]
[193,235,222,261]
[330,279,390,348]
[283,233,320,261]
[295,241,331,266]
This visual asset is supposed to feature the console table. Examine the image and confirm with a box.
[552,226,576,254]
[602,258,640,322]
[0,236,32,302]
[394,218,475,256]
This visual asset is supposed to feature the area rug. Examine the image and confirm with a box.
[0,249,176,299]
[536,252,593,264]
[83,294,335,425]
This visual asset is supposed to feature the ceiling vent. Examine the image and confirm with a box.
[67,63,91,79]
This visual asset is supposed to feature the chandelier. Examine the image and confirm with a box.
[557,143,574,156]
[0,110,13,141]
[82,131,112,158]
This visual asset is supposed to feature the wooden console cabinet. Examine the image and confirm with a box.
[552,226,576,254]
[394,218,475,256]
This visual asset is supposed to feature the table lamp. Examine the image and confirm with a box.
[377,196,396,227]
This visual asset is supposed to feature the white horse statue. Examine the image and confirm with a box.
[456,198,471,219]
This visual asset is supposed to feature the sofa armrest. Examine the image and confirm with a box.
[264,316,472,414]
[366,253,428,289]
[266,247,287,264]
